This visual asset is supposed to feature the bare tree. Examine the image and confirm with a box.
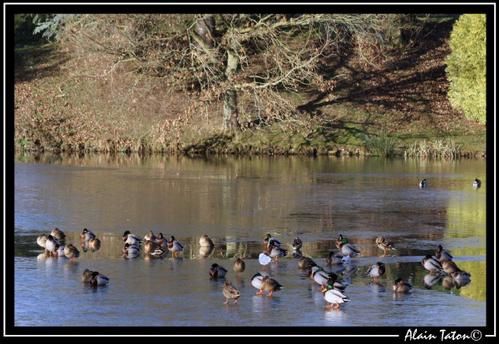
[61,14,403,132]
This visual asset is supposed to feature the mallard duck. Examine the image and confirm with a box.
[257,276,282,297]
[209,263,228,279]
[51,227,65,241]
[367,262,386,279]
[473,178,481,189]
[311,266,337,287]
[223,281,241,304]
[88,238,101,251]
[393,278,412,293]
[326,251,348,265]
[143,230,156,242]
[298,256,317,270]
[122,243,140,259]
[292,237,303,251]
[36,234,48,248]
[338,242,360,257]
[199,234,214,247]
[421,255,443,273]
[423,273,442,289]
[81,269,95,283]
[375,236,396,256]
[167,236,184,257]
[441,260,464,275]
[250,272,266,291]
[144,240,159,255]
[122,230,141,246]
[64,244,80,259]
[44,235,59,257]
[233,258,246,272]
[435,244,453,262]
[322,285,350,309]
[268,245,287,260]
[451,271,471,287]
[155,232,168,249]
[419,178,427,188]
[89,271,109,287]
[80,228,96,242]
[336,234,349,246]
[263,233,281,249]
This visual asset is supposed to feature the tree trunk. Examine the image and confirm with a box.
[223,49,240,131]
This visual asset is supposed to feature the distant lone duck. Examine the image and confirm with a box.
[209,263,228,280]
[393,278,413,294]
[419,178,428,189]
[375,236,396,257]
[473,178,481,189]
[321,284,350,309]
[292,237,303,251]
[199,234,214,247]
[64,244,80,259]
[435,244,453,262]
[233,258,246,272]
[367,262,386,279]
[80,228,96,242]
[421,255,443,274]
[223,281,241,304]
[257,276,283,297]
[167,236,184,258]
[89,271,110,287]
[51,227,65,241]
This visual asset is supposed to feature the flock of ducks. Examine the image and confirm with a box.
[34,176,480,304]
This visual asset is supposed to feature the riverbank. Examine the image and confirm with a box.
[14,19,486,158]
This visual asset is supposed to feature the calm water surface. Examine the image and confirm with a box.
[14,155,486,326]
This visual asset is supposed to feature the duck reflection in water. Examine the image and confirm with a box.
[424,273,443,289]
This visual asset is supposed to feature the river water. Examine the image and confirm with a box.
[13,154,486,327]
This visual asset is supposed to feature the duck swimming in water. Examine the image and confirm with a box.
[89,271,109,287]
[222,281,241,304]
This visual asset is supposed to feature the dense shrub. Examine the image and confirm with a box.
[445,14,486,124]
